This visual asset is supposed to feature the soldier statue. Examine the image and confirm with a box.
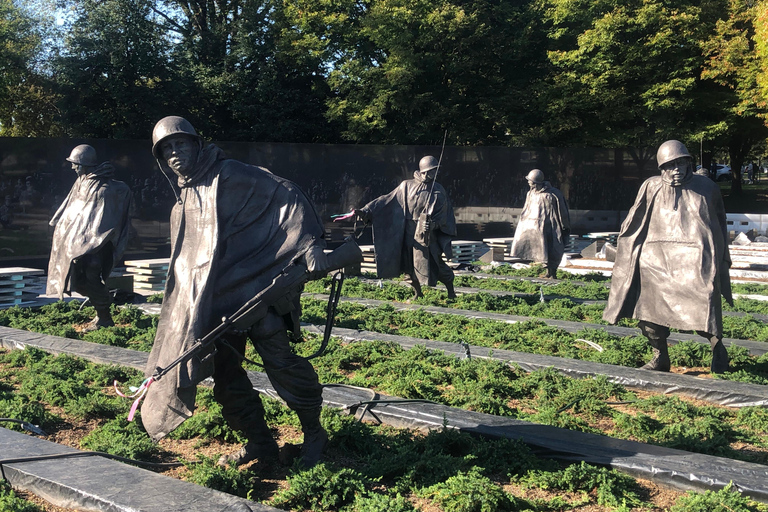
[510,169,570,278]
[357,155,457,299]
[47,145,132,330]
[603,140,732,373]
[140,116,354,469]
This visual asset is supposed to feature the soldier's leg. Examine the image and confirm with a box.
[545,257,559,279]
[638,321,671,372]
[696,331,729,374]
[251,311,326,468]
[429,241,456,299]
[214,333,278,467]
[71,254,113,329]
[403,273,423,299]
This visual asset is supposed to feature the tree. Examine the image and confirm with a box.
[754,0,768,125]
[0,0,59,136]
[532,0,723,149]
[284,0,547,145]
[701,0,768,194]
[52,0,184,138]
[148,0,336,142]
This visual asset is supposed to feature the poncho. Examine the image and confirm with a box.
[46,163,132,298]
[510,183,570,265]
[140,145,325,441]
[603,174,732,336]
[364,174,456,285]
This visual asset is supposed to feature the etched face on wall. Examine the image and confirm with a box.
[160,135,200,178]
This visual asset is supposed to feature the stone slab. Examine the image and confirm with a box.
[0,428,276,512]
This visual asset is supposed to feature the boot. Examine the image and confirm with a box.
[217,438,279,467]
[408,279,423,302]
[639,322,671,372]
[710,339,729,374]
[296,408,328,469]
[641,345,671,372]
[444,281,457,300]
[82,307,114,332]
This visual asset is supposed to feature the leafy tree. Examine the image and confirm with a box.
[152,0,336,141]
[756,1,768,120]
[285,0,547,145]
[52,0,184,138]
[532,0,722,149]
[0,0,58,136]
[701,0,768,194]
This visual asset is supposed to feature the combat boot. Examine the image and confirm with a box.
[639,321,671,372]
[710,339,729,374]
[444,281,457,300]
[296,408,328,469]
[641,344,671,372]
[217,438,279,467]
[82,307,114,332]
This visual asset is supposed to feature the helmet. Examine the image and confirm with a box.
[656,140,691,169]
[526,169,545,184]
[66,145,98,167]
[151,116,201,159]
[418,155,439,173]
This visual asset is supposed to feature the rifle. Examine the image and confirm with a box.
[151,238,362,382]
[416,130,448,247]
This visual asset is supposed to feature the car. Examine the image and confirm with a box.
[696,164,732,181]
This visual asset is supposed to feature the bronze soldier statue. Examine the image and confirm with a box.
[603,140,732,374]
[509,169,570,278]
[357,155,457,299]
[140,116,348,469]
[47,144,132,330]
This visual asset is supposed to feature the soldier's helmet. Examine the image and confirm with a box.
[525,169,545,184]
[419,155,439,173]
[151,116,202,159]
[656,140,692,169]
[66,145,98,167]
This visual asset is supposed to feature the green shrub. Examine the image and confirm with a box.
[80,418,159,460]
[0,480,43,512]
[518,461,646,507]
[272,463,369,511]
[351,492,416,512]
[183,455,255,498]
[669,482,762,511]
[168,388,243,443]
[0,394,57,431]
[420,466,517,512]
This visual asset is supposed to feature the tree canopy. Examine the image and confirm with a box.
[3,0,767,177]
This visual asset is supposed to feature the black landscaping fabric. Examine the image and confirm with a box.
[3,326,768,500]
[0,428,275,512]
[304,293,768,356]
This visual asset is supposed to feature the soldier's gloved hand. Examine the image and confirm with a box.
[355,208,372,225]
[304,245,330,281]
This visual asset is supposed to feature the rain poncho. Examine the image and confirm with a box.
[603,174,732,336]
[510,182,570,266]
[46,163,132,298]
[363,174,456,285]
[140,144,326,441]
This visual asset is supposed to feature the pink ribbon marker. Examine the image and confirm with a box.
[331,210,356,222]
[114,377,155,422]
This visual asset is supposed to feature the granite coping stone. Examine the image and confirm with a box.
[0,428,277,512]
